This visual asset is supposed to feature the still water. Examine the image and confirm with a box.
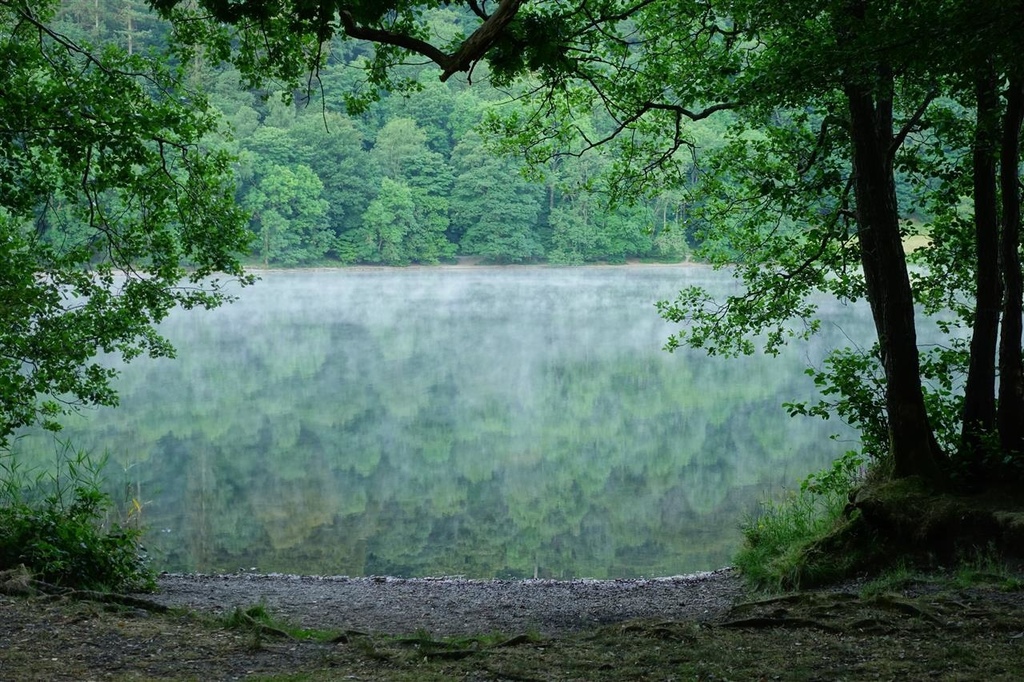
[20,266,872,578]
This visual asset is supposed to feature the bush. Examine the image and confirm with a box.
[0,444,155,592]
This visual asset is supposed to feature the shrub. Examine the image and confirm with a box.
[0,443,155,592]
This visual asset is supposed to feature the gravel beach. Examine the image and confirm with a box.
[142,568,744,635]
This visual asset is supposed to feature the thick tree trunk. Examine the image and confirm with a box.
[844,78,945,480]
[998,74,1024,455]
[961,69,1002,467]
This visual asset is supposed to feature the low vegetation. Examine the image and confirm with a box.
[0,445,155,593]
[735,451,864,590]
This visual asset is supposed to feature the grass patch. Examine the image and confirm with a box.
[859,561,921,598]
[734,452,862,591]
[221,602,340,643]
[952,550,1024,591]
[858,552,1024,600]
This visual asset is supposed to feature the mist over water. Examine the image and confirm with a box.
[19,266,872,578]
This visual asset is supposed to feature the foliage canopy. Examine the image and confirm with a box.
[0,0,253,443]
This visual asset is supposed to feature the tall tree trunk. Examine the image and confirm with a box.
[844,76,945,480]
[961,68,1002,468]
[998,74,1024,454]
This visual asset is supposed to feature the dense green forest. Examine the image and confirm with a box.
[46,1,706,267]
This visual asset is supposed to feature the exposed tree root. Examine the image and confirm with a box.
[495,633,536,647]
[0,565,169,613]
[864,595,944,625]
[230,611,294,639]
[720,616,843,633]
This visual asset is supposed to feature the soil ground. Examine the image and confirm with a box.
[2,568,1024,681]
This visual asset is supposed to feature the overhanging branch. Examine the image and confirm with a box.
[338,0,525,82]
[891,89,937,157]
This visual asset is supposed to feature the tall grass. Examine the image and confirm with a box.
[0,441,155,592]
[734,451,863,591]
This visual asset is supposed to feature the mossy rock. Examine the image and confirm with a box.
[854,478,1024,558]
[789,478,1024,588]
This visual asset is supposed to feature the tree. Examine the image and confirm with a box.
[543,145,655,264]
[290,112,379,254]
[54,0,165,50]
[0,1,252,444]
[368,118,455,263]
[449,132,545,263]
[483,0,1022,482]
[245,163,332,266]
[686,0,947,479]
[353,177,418,264]
[378,78,459,153]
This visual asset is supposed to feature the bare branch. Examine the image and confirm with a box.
[798,117,831,176]
[574,0,661,42]
[442,0,525,81]
[337,0,525,82]
[467,0,490,20]
[644,100,739,122]
[890,89,938,157]
[336,10,452,68]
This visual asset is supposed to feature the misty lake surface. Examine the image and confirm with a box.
[21,266,873,578]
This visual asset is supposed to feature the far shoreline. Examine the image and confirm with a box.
[241,258,712,276]
[151,566,736,585]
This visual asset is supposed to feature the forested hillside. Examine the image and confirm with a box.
[48,1,713,266]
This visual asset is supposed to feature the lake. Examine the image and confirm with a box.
[17,266,871,578]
